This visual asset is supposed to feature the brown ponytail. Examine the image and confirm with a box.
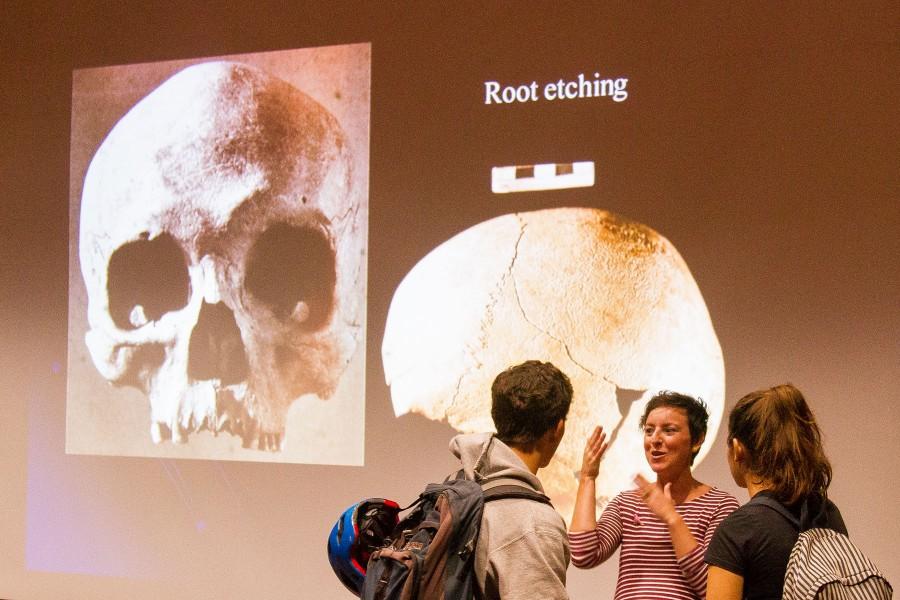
[728,384,832,506]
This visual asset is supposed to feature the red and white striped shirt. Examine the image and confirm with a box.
[569,487,739,600]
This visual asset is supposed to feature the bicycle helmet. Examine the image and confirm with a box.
[327,498,400,596]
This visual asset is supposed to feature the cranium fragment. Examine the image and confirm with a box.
[79,61,364,451]
[382,207,723,519]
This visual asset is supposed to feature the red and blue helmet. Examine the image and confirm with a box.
[327,498,400,596]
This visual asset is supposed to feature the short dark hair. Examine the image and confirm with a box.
[640,391,709,464]
[491,360,573,447]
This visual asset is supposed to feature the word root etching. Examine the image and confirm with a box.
[484,72,629,105]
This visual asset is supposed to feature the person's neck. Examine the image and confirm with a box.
[509,445,542,475]
[657,469,701,503]
[747,478,773,498]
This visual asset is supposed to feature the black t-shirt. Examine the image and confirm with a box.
[704,491,847,600]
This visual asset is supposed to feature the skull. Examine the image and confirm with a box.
[382,208,723,520]
[79,61,364,451]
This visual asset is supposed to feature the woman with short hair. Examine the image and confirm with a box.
[569,391,739,599]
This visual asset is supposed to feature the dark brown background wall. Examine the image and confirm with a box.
[1,3,897,598]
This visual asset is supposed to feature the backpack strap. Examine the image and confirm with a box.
[751,494,801,529]
[482,484,552,505]
[444,468,466,483]
[450,470,552,505]
[481,477,552,505]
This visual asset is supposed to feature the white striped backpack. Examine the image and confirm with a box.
[754,496,892,600]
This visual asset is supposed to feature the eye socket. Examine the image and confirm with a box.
[244,222,336,329]
[107,233,190,330]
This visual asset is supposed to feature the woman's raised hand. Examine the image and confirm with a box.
[580,425,609,480]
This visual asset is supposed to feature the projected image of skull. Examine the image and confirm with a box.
[78,61,364,451]
[382,208,723,520]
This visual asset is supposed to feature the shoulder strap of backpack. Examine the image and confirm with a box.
[481,477,552,505]
[482,484,552,505]
[751,494,800,529]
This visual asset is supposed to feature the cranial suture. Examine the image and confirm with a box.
[79,61,363,451]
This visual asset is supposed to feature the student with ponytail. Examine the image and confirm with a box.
[705,384,847,600]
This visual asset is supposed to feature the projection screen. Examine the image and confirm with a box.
[1,4,897,599]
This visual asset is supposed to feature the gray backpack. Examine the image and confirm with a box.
[360,476,551,600]
[754,496,892,600]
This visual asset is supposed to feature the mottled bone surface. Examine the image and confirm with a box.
[382,208,723,519]
[79,61,364,452]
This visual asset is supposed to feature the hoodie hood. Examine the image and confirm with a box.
[449,432,545,493]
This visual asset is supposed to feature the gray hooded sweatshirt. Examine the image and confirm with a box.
[450,432,570,600]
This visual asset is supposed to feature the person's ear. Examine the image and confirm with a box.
[554,418,566,441]
[730,438,746,463]
[692,433,706,455]
[541,418,565,449]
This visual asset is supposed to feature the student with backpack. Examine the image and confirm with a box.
[327,360,571,600]
[449,360,573,600]
[705,383,890,599]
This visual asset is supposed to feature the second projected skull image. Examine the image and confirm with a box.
[382,208,724,520]
[67,44,370,464]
